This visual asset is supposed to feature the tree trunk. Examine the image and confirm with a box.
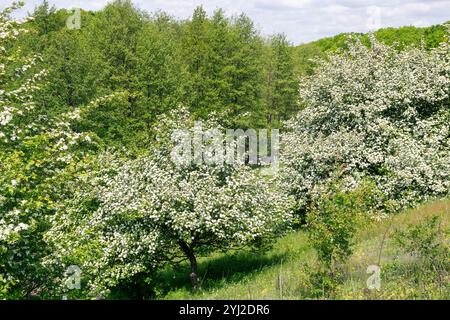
[178,240,199,289]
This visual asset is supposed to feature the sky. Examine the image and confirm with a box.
[3,0,450,44]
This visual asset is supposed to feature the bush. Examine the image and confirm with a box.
[393,215,449,269]
[307,180,384,269]
[304,180,390,297]
[282,31,450,218]
[44,108,294,297]
[377,216,450,299]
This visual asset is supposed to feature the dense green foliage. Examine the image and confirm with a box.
[159,199,449,300]
[1,0,449,300]
[23,0,450,134]
[306,180,387,269]
[19,0,299,151]
[294,23,449,77]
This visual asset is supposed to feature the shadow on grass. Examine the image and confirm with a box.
[155,250,287,296]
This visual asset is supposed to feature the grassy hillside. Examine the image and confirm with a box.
[155,199,449,300]
[294,22,450,76]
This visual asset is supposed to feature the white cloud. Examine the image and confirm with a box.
[2,0,449,44]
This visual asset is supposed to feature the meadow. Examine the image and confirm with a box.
[155,199,449,300]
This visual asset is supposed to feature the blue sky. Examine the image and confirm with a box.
[3,0,450,44]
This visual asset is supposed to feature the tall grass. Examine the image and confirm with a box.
[156,198,449,300]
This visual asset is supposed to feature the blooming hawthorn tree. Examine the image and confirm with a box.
[0,2,53,296]
[282,32,450,216]
[0,3,127,297]
[45,108,294,295]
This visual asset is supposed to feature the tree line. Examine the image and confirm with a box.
[19,0,447,152]
[19,0,298,153]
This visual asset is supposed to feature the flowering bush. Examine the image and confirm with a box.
[0,3,52,296]
[282,32,450,216]
[307,179,387,269]
[44,108,294,296]
[0,4,125,297]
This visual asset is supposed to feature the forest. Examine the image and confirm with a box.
[0,0,449,300]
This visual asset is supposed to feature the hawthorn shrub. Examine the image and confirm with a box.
[307,180,387,269]
[0,3,68,297]
[44,108,294,297]
[282,31,450,298]
[282,32,450,218]
[0,4,129,298]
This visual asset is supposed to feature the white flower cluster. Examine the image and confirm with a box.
[0,8,46,145]
[0,219,28,242]
[45,109,293,295]
[0,5,29,41]
[0,6,43,255]
[282,33,450,213]
[0,6,112,292]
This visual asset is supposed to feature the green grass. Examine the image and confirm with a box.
[156,198,450,300]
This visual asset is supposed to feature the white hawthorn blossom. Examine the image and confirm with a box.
[45,108,294,296]
[282,32,450,214]
[0,4,125,296]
